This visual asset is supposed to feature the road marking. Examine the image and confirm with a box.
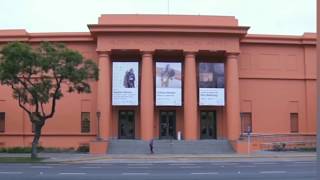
[122,173,149,175]
[59,173,87,175]
[128,167,150,169]
[169,163,195,166]
[254,162,277,165]
[191,172,218,175]
[128,164,152,166]
[260,171,287,174]
[0,172,23,174]
[295,161,314,164]
[47,164,62,166]
[80,166,102,169]
[212,163,238,165]
[180,166,201,169]
[31,166,53,169]
[238,165,256,168]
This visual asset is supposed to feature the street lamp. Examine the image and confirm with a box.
[96,111,101,140]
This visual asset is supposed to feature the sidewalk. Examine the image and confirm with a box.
[0,151,315,163]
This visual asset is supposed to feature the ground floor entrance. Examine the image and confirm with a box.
[118,110,135,139]
[159,110,176,139]
[200,111,217,139]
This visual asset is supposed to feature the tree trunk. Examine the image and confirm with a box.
[31,123,43,159]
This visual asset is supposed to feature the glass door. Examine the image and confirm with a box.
[200,111,217,139]
[159,111,176,139]
[118,110,135,139]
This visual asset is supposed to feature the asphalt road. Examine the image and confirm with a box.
[0,160,316,180]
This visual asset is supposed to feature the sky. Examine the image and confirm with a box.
[0,0,316,35]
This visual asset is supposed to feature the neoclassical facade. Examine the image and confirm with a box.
[0,15,316,153]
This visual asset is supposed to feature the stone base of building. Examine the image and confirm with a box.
[89,140,108,154]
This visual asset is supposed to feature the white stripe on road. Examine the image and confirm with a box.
[128,164,153,166]
[169,164,195,166]
[191,172,219,175]
[254,162,277,165]
[122,173,149,175]
[180,166,201,169]
[128,167,150,169]
[238,165,256,168]
[31,166,53,169]
[294,161,314,164]
[0,172,23,174]
[260,171,287,174]
[80,167,102,169]
[212,163,239,166]
[59,173,87,175]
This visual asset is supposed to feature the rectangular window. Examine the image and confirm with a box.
[241,112,252,134]
[290,113,299,133]
[0,112,5,133]
[81,112,90,133]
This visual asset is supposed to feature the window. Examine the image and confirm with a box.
[81,112,90,133]
[290,113,299,133]
[0,112,5,133]
[241,112,252,134]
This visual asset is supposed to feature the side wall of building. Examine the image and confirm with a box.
[239,43,316,135]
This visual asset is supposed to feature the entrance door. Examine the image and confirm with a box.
[200,111,217,139]
[118,110,135,139]
[159,111,176,139]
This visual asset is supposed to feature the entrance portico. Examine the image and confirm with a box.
[89,14,249,142]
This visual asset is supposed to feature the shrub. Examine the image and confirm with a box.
[77,145,89,153]
[272,143,286,151]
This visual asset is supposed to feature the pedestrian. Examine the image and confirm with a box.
[149,139,154,154]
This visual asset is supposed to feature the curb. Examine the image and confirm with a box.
[43,154,316,163]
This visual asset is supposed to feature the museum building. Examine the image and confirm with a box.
[0,15,317,153]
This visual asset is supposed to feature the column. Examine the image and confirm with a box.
[183,52,198,140]
[140,51,154,141]
[226,53,241,141]
[97,51,112,140]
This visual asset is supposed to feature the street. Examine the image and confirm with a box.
[0,160,316,180]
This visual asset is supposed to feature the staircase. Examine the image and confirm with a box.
[107,139,234,154]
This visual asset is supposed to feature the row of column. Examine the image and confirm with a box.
[96,51,241,141]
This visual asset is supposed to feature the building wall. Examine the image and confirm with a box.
[239,43,316,135]
[0,15,316,150]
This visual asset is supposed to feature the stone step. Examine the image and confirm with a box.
[107,140,234,154]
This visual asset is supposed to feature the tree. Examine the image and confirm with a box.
[0,42,99,158]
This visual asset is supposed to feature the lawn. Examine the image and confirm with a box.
[0,157,45,163]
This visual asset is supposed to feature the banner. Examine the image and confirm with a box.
[156,62,182,106]
[112,62,139,105]
[199,62,225,106]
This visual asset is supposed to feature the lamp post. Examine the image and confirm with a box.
[96,111,101,140]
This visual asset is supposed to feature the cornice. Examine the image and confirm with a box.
[0,30,95,43]
[88,24,250,37]
[241,34,316,45]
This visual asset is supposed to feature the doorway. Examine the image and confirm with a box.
[118,110,135,139]
[200,111,217,139]
[159,111,176,139]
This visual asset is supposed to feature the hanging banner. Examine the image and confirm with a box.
[112,62,139,105]
[156,62,182,106]
[199,62,225,106]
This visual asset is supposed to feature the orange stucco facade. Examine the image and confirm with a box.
[0,15,317,153]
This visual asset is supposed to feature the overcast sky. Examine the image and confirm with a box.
[0,0,316,35]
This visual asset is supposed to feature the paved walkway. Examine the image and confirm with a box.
[0,151,316,163]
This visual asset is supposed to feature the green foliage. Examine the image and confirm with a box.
[0,157,44,163]
[0,146,44,153]
[77,144,89,153]
[0,41,99,121]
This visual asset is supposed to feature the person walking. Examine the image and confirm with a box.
[149,139,154,154]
